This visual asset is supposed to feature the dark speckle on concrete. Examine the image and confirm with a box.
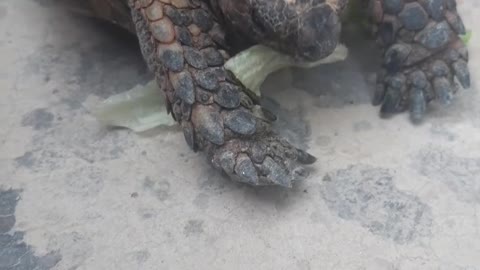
[125,250,151,264]
[315,135,332,146]
[21,108,54,130]
[137,208,155,219]
[142,213,153,219]
[143,177,171,201]
[353,120,373,132]
[193,193,209,210]
[108,146,124,159]
[184,220,204,236]
[320,165,432,244]
[64,167,105,197]
[14,149,65,172]
[0,189,62,269]
[415,146,480,203]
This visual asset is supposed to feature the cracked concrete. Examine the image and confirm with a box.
[1,0,480,269]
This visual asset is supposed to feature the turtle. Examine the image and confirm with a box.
[68,0,471,187]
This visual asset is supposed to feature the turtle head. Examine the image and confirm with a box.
[293,3,343,61]
[216,0,346,61]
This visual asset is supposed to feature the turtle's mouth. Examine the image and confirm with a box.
[293,4,342,61]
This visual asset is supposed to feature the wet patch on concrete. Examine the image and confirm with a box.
[21,108,55,130]
[320,165,433,244]
[0,5,7,20]
[415,145,480,204]
[124,250,151,265]
[0,189,18,234]
[353,120,373,132]
[14,147,65,172]
[429,124,457,141]
[48,232,93,269]
[64,166,105,197]
[32,0,55,7]
[0,188,62,269]
[14,151,37,169]
[183,219,204,236]
[315,135,332,147]
[193,193,210,210]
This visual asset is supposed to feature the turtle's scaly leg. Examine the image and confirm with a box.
[128,0,316,187]
[368,0,470,122]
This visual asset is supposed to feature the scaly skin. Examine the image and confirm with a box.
[367,0,470,122]
[128,0,316,187]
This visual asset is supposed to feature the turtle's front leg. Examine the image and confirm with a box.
[368,0,470,122]
[128,0,316,187]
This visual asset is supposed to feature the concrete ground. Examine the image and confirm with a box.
[2,1,480,269]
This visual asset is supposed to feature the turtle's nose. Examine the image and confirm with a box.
[294,5,341,61]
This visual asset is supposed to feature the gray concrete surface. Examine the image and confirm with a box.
[1,0,480,269]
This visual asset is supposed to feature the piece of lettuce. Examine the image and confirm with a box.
[461,30,472,45]
[224,44,348,96]
[92,80,176,132]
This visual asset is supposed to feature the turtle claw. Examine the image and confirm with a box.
[452,60,471,89]
[296,148,317,165]
[409,87,427,123]
[372,77,387,106]
[211,137,315,188]
[380,88,400,116]
[371,0,471,122]
[257,157,309,188]
[433,77,454,106]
